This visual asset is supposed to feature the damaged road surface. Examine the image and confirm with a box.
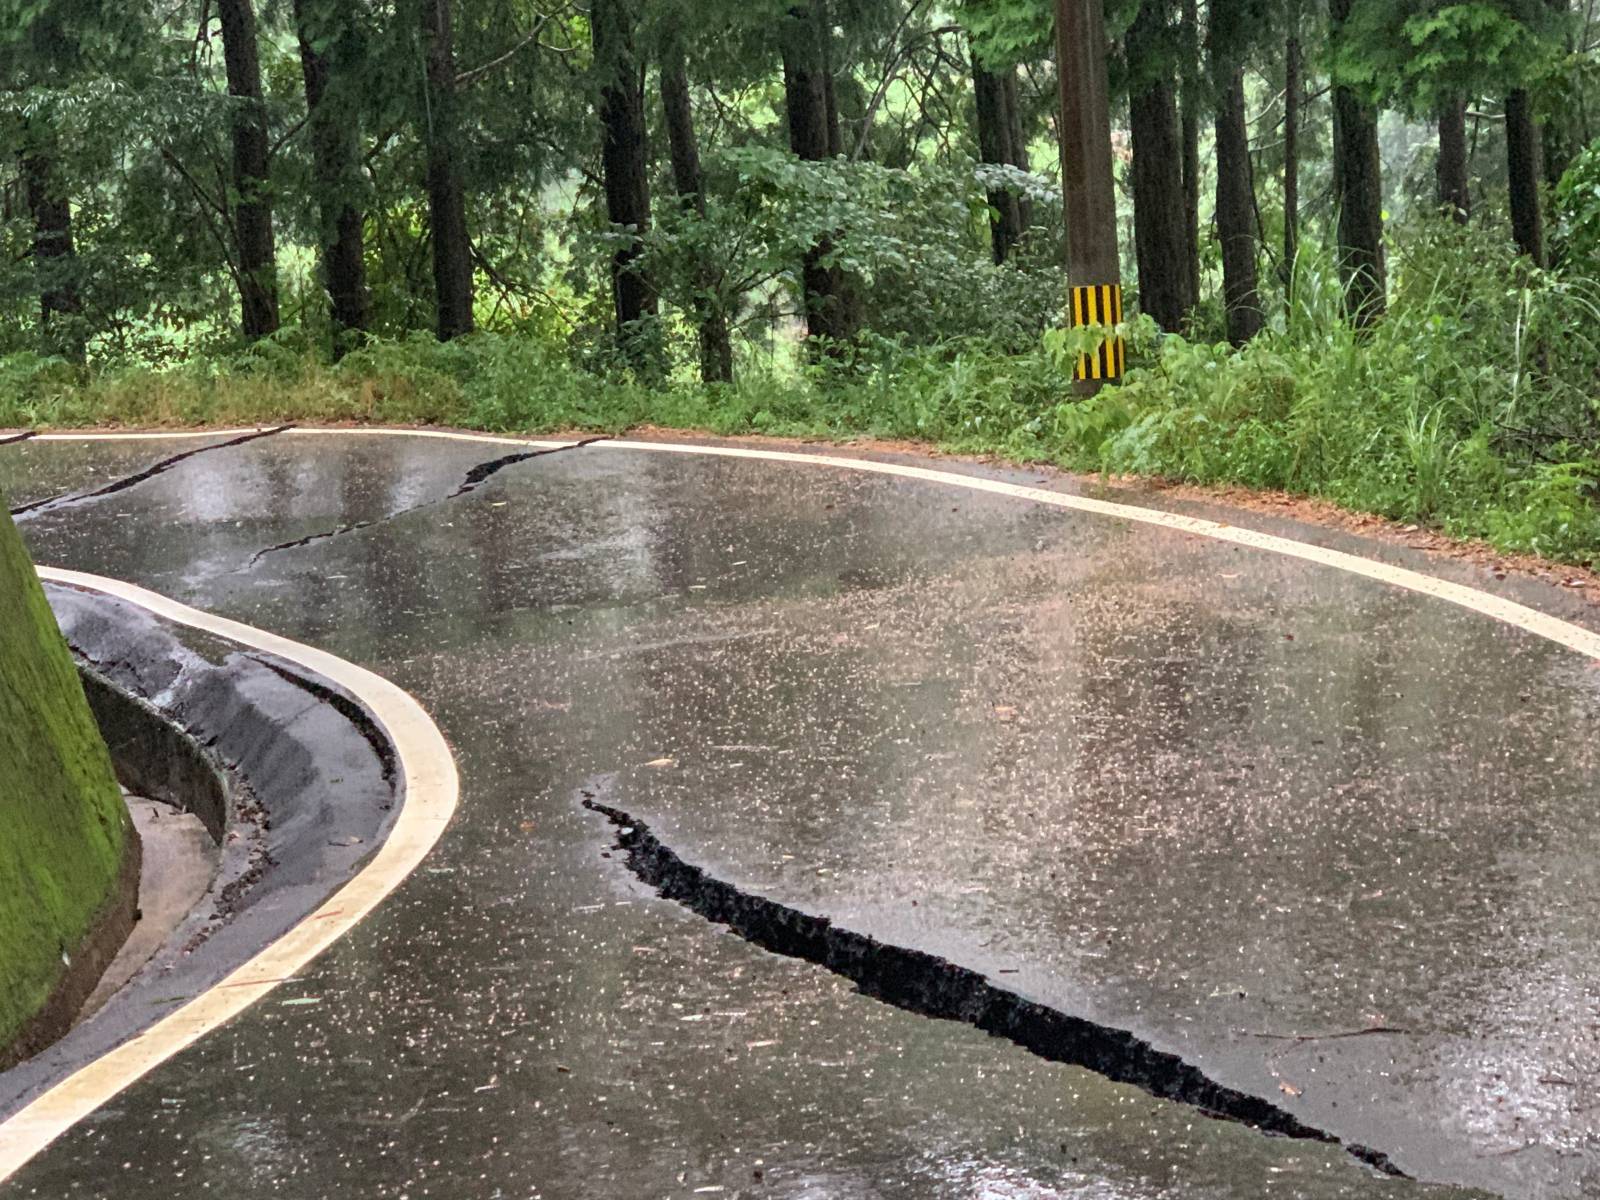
[5,429,1596,1198]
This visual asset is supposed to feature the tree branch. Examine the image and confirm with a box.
[455,8,569,87]
[160,148,241,289]
[269,112,310,159]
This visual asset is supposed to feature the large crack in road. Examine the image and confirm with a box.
[247,436,607,564]
[582,790,1409,1183]
[10,426,293,519]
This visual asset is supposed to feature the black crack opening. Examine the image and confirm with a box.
[582,792,1408,1182]
[11,425,293,518]
[248,436,606,564]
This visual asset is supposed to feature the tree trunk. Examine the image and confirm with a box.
[660,46,733,383]
[1215,68,1262,345]
[593,0,658,360]
[1180,0,1201,309]
[1507,88,1546,266]
[293,0,368,354]
[216,0,280,340]
[1126,0,1192,332]
[1057,0,1122,395]
[974,55,1025,264]
[817,1,844,158]
[418,0,474,340]
[1543,0,1574,187]
[1329,0,1385,326]
[1001,67,1033,230]
[782,3,856,347]
[1283,31,1300,295]
[19,142,84,363]
[1436,95,1470,223]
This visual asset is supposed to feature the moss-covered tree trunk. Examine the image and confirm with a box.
[0,504,129,1057]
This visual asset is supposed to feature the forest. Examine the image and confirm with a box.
[5,0,1600,562]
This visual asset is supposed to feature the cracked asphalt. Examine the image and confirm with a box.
[2,428,1595,1198]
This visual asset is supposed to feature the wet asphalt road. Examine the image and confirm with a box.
[1,429,1594,1198]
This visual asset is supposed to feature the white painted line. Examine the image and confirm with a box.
[596,438,1600,662]
[0,571,459,1184]
[25,427,575,450]
[287,427,574,450]
[32,428,276,442]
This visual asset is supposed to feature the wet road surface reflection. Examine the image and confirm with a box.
[4,431,1580,1197]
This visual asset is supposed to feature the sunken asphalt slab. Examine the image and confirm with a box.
[1,428,1593,1197]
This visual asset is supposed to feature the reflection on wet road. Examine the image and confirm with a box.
[3,429,1592,1198]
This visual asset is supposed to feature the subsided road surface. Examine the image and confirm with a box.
[3,428,1598,1199]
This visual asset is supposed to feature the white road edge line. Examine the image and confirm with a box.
[594,436,1600,662]
[0,569,459,1184]
[31,429,273,442]
[4,424,1599,1180]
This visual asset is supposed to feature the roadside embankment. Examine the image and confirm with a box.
[0,507,137,1067]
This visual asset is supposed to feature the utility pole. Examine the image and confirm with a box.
[1055,0,1123,390]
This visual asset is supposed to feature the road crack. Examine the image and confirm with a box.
[11,425,292,519]
[583,792,1408,1181]
[248,436,605,565]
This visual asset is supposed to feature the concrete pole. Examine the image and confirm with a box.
[1056,0,1123,391]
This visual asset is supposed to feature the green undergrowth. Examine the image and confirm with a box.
[5,222,1600,566]
[0,505,127,1052]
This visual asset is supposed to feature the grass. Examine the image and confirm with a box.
[0,505,127,1052]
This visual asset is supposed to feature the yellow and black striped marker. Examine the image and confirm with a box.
[1070,284,1125,383]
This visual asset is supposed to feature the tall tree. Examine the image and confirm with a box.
[1437,95,1470,222]
[1506,86,1546,264]
[1214,67,1261,343]
[1126,0,1193,332]
[659,37,732,382]
[19,131,84,363]
[973,52,1026,263]
[1283,23,1301,291]
[216,0,280,339]
[1209,0,1268,343]
[416,0,474,340]
[781,2,857,346]
[1002,68,1033,228]
[1328,0,1385,326]
[594,0,658,358]
[1506,0,1566,263]
[1541,0,1576,186]
[293,0,369,353]
[817,0,845,157]
[1179,0,1201,312]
